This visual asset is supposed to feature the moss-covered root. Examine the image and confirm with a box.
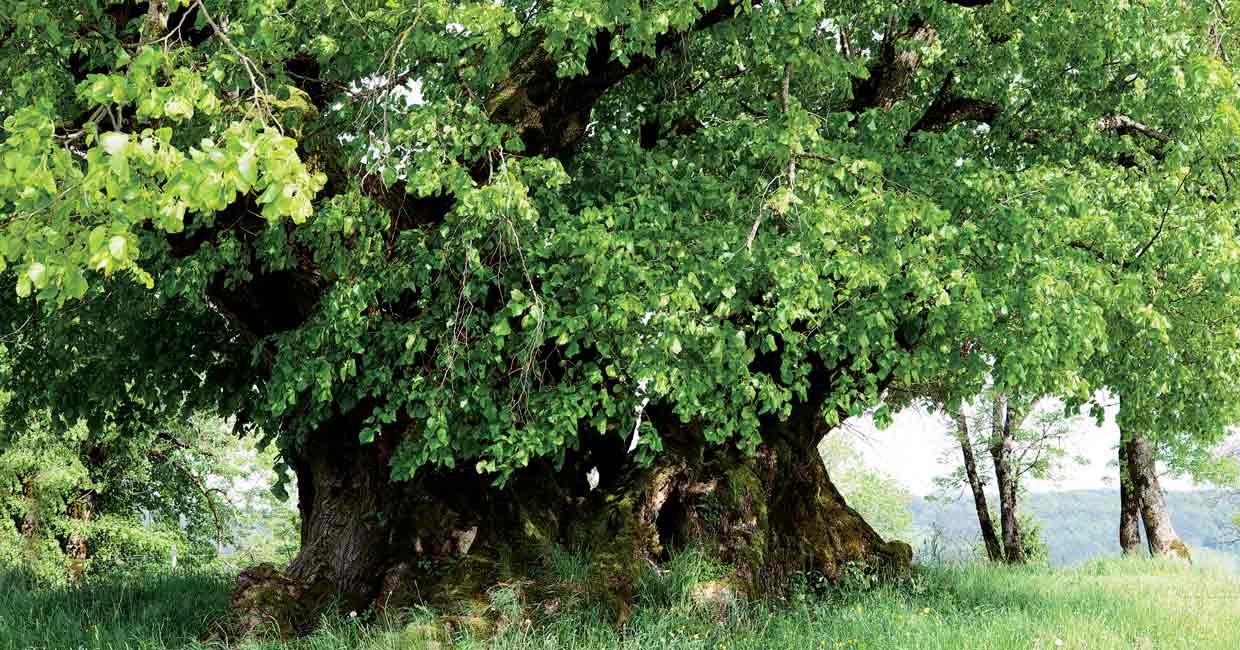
[217,442,911,638]
[203,563,325,640]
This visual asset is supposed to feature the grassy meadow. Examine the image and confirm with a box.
[2,553,1238,650]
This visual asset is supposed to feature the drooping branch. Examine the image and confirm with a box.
[175,2,753,346]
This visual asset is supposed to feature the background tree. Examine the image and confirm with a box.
[909,488,1240,566]
[818,432,913,542]
[2,0,1240,631]
[216,434,301,567]
[933,395,1083,564]
[949,401,1002,562]
[0,403,236,584]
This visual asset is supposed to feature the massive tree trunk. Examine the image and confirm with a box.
[989,395,1025,564]
[1117,435,1143,554]
[1123,429,1191,561]
[222,402,911,637]
[200,2,1006,638]
[953,411,1003,562]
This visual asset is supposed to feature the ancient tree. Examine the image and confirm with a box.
[2,0,1239,630]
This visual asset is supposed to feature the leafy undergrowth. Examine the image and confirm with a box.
[3,554,1239,650]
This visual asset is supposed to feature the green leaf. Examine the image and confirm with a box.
[109,236,127,260]
[15,274,31,298]
[26,262,46,289]
[99,132,129,156]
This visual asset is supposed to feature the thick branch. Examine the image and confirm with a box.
[908,87,1172,160]
[906,72,1002,139]
[177,3,749,345]
[486,1,744,158]
[1096,113,1172,144]
[850,16,937,113]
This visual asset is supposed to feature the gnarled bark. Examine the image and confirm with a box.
[218,401,910,638]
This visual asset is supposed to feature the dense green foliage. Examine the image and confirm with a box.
[0,405,299,584]
[2,0,1239,490]
[911,489,1240,566]
[5,5,1240,638]
[0,410,220,584]
[3,555,1238,649]
[820,433,914,541]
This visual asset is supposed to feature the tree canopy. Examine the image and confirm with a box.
[2,0,1240,622]
[4,0,1238,479]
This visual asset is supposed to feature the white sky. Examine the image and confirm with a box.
[843,401,1200,496]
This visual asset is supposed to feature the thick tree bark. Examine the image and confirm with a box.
[1123,429,1191,561]
[219,399,911,637]
[64,491,95,584]
[953,411,1003,562]
[850,16,937,114]
[1118,435,1143,554]
[989,395,1025,564]
[18,479,37,541]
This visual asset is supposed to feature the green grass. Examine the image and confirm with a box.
[3,554,1239,650]
[0,567,232,650]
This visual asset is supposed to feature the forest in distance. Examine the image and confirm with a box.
[908,489,1240,566]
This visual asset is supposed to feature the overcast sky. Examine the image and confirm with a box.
[843,400,1201,496]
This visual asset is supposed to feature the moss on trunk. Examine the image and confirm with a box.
[217,408,910,638]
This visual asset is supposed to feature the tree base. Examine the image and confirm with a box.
[215,427,910,638]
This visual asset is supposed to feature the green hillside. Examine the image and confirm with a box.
[909,490,1239,565]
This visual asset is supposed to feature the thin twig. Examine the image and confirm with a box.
[194,1,279,130]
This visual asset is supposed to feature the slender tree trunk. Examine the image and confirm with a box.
[18,479,37,541]
[65,491,95,584]
[1124,429,1191,561]
[1117,434,1143,554]
[989,394,1026,563]
[954,411,1003,562]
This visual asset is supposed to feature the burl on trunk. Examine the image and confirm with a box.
[221,405,910,637]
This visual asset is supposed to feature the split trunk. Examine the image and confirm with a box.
[1118,430,1191,561]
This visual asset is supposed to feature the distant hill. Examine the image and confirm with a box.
[908,489,1239,566]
